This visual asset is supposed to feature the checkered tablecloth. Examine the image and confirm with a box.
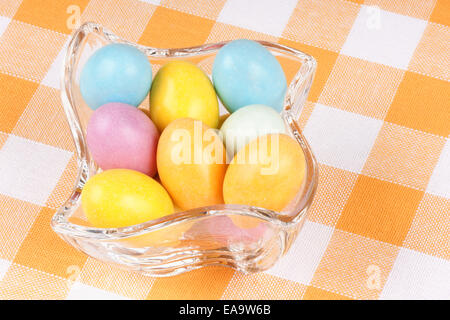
[0,0,448,300]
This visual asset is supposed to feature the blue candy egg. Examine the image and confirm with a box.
[212,39,287,113]
[80,43,152,110]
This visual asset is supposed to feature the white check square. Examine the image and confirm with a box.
[380,248,450,300]
[303,104,382,173]
[0,135,72,205]
[0,16,11,39]
[42,39,69,90]
[67,282,131,300]
[139,0,160,4]
[266,221,333,285]
[426,139,450,199]
[218,0,298,37]
[341,5,427,69]
[0,258,11,280]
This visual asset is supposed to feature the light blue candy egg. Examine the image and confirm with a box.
[212,39,287,113]
[80,43,152,110]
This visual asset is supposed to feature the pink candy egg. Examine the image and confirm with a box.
[86,102,159,176]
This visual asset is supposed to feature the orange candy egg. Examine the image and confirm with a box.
[157,118,227,210]
[223,133,306,212]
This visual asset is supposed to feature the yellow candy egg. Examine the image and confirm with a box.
[157,118,227,210]
[223,134,306,212]
[81,169,174,228]
[149,60,219,131]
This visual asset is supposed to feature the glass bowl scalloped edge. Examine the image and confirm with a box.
[51,22,319,277]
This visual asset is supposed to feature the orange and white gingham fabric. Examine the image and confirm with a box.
[0,0,448,300]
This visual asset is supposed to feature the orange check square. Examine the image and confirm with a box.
[276,55,306,86]
[303,286,352,300]
[403,194,450,260]
[409,23,450,82]
[0,263,70,299]
[297,101,315,129]
[147,266,234,299]
[80,258,154,299]
[12,85,75,151]
[13,207,87,279]
[308,164,359,227]
[0,0,22,18]
[364,0,436,20]
[0,73,38,133]
[14,0,90,34]
[429,0,450,26]
[278,39,339,102]
[281,0,359,52]
[318,55,404,119]
[385,71,450,137]
[337,175,424,246]
[207,22,278,43]
[0,195,41,261]
[160,0,227,20]
[81,0,157,42]
[222,272,306,300]
[0,20,67,82]
[362,122,446,190]
[139,6,215,48]
[311,230,399,300]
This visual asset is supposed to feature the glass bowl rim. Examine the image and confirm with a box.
[52,21,319,241]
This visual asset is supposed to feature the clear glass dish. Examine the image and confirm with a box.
[52,22,318,277]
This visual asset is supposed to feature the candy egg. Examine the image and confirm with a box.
[80,43,152,110]
[212,39,287,113]
[81,169,174,228]
[220,104,286,157]
[150,61,219,131]
[86,102,159,176]
[157,118,227,210]
[223,134,305,212]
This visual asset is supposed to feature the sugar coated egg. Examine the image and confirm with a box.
[150,61,219,132]
[81,169,174,228]
[220,104,286,157]
[80,43,152,110]
[223,134,305,212]
[86,102,159,176]
[212,39,287,113]
[157,118,227,210]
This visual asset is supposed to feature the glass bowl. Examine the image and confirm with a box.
[51,22,318,277]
